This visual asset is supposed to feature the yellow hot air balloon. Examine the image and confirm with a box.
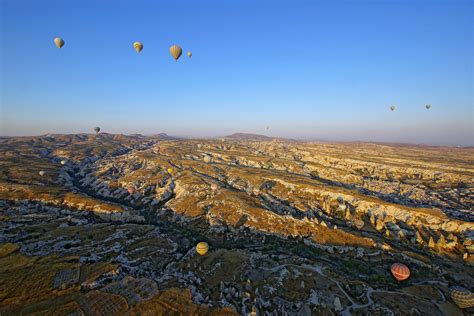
[196,242,209,255]
[53,37,64,49]
[167,168,174,174]
[169,45,182,61]
[187,51,192,58]
[133,42,143,53]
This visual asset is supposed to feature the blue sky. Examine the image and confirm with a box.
[1,0,473,145]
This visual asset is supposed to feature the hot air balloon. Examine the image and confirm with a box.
[337,196,344,205]
[203,155,211,163]
[187,51,192,58]
[169,45,182,61]
[94,127,100,134]
[60,160,67,165]
[425,104,431,110]
[127,187,135,195]
[390,263,410,281]
[133,42,143,53]
[390,105,396,111]
[39,171,45,176]
[211,183,218,191]
[167,168,174,174]
[196,242,209,255]
[53,37,64,49]
[353,218,365,230]
[449,286,474,309]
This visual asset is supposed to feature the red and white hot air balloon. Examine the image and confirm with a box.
[391,263,410,281]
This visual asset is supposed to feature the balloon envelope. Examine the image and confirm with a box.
[391,263,410,281]
[133,42,143,53]
[187,51,192,58]
[39,171,45,176]
[449,286,474,309]
[127,187,135,194]
[426,104,431,109]
[196,242,209,255]
[94,127,100,134]
[169,45,183,61]
[53,37,64,48]
[390,106,396,111]
[167,168,174,174]
[60,160,66,165]
[337,196,344,205]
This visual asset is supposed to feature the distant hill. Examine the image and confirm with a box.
[225,133,273,141]
[149,133,178,140]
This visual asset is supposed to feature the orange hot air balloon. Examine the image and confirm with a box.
[391,263,410,281]
[127,187,135,195]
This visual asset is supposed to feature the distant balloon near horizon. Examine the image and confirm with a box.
[94,127,100,134]
[187,51,192,58]
[169,45,182,61]
[53,37,64,49]
[390,105,396,111]
[426,104,431,110]
[133,42,143,53]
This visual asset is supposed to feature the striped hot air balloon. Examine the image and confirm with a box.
[169,45,182,61]
[196,242,209,255]
[390,263,410,281]
[133,41,143,53]
[449,286,474,309]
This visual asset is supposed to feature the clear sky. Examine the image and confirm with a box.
[1,0,473,145]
